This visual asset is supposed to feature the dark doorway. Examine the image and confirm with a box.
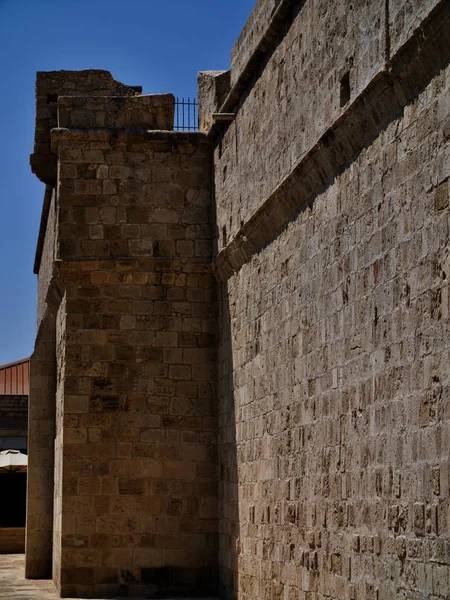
[0,473,27,526]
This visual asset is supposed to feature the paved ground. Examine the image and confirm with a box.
[0,554,219,599]
[0,554,58,599]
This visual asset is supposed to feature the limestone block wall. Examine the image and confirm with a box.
[52,294,66,590]
[198,71,231,132]
[390,0,441,55]
[48,125,217,597]
[25,1,450,597]
[27,177,60,578]
[0,395,28,439]
[0,527,26,553]
[218,59,450,599]
[212,0,450,598]
[214,0,387,249]
[26,313,57,578]
[31,70,142,184]
[230,0,283,87]
[36,187,57,330]
[57,94,174,131]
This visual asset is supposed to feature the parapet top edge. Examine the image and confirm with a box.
[50,127,209,144]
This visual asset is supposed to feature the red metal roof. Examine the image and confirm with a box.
[0,359,30,395]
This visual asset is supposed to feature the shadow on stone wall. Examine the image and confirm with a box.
[25,310,57,579]
[218,286,239,600]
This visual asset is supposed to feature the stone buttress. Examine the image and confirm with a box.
[27,70,218,598]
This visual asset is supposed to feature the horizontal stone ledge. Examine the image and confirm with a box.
[50,127,209,151]
[213,0,450,283]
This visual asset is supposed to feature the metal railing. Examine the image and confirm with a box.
[174,98,198,131]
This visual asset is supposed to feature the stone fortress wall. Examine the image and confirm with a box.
[27,0,450,598]
[210,1,450,599]
[28,73,217,598]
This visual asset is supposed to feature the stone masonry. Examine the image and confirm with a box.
[28,71,217,598]
[27,1,450,599]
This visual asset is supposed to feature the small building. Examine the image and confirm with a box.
[0,358,29,552]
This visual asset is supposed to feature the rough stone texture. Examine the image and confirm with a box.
[36,188,57,329]
[52,132,217,598]
[31,70,142,185]
[0,395,28,439]
[52,294,66,592]
[215,0,386,250]
[29,75,217,598]
[218,63,450,598]
[390,0,440,55]
[213,1,450,599]
[230,0,283,87]
[198,72,230,132]
[57,95,174,131]
[27,1,450,598]
[1,554,220,600]
[26,309,58,579]
[0,528,26,553]
[0,554,58,599]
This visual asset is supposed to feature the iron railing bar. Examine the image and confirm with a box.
[174,97,199,132]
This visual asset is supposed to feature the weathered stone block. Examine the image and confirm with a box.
[198,71,230,132]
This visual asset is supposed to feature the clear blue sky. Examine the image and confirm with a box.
[0,0,255,366]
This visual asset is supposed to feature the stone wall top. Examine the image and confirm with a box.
[31,70,142,184]
[230,0,282,87]
[57,94,175,131]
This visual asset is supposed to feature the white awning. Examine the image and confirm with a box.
[0,450,27,473]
